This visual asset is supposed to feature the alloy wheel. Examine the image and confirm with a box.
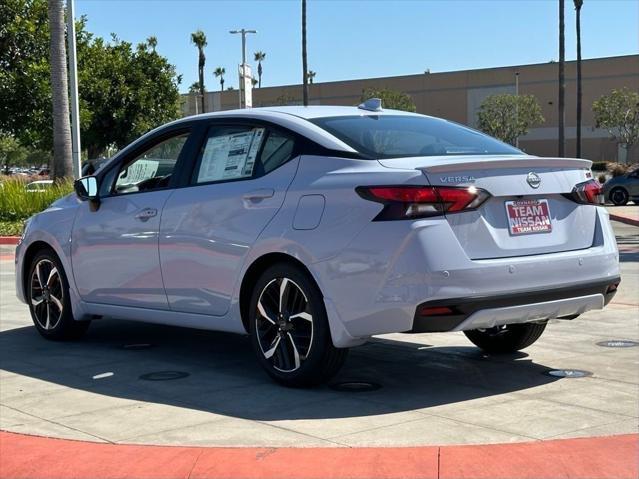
[30,259,64,331]
[255,277,314,372]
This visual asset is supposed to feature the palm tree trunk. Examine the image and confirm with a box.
[558,0,566,157]
[48,0,73,180]
[301,0,309,106]
[575,4,582,158]
[198,51,206,113]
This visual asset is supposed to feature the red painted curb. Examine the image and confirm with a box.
[0,431,637,479]
[610,214,639,227]
[0,236,19,245]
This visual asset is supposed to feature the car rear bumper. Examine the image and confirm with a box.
[410,277,619,333]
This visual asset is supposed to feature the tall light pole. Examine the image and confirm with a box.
[230,29,256,109]
[515,71,520,148]
[67,0,81,178]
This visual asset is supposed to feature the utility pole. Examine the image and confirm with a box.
[230,29,256,109]
[515,71,520,148]
[302,0,309,106]
[558,0,566,157]
[67,0,81,178]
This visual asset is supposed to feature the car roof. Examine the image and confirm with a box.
[159,106,425,154]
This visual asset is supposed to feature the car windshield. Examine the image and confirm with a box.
[310,115,523,159]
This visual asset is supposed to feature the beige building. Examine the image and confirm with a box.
[181,55,639,162]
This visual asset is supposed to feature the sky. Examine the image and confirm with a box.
[75,0,639,93]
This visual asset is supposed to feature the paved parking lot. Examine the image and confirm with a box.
[0,221,637,447]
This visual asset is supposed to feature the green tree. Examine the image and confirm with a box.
[190,30,207,113]
[147,35,157,52]
[477,94,545,145]
[0,132,28,174]
[78,36,181,157]
[254,51,265,88]
[361,88,416,112]
[0,0,53,151]
[593,88,639,163]
[0,1,181,159]
[213,67,225,92]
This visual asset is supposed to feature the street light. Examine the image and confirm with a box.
[229,29,257,108]
[67,0,81,178]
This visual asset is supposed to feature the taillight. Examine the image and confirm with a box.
[564,179,604,205]
[356,185,491,220]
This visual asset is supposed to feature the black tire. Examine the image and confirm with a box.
[609,187,629,206]
[463,322,547,354]
[27,249,90,341]
[248,263,348,387]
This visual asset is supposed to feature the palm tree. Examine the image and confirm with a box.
[214,67,226,92]
[574,0,583,157]
[191,30,207,113]
[147,36,157,52]
[307,70,316,84]
[47,0,73,180]
[301,0,309,106]
[558,0,566,156]
[254,51,266,88]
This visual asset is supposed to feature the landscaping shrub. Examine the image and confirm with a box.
[607,163,629,177]
[0,176,73,235]
[591,161,608,171]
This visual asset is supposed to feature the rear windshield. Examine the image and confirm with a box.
[310,115,522,159]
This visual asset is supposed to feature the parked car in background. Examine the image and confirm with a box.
[25,180,53,192]
[603,168,639,205]
[15,104,620,387]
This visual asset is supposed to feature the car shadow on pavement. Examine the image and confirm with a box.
[0,319,559,421]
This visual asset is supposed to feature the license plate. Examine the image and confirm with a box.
[505,199,552,235]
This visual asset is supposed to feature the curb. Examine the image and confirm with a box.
[0,431,637,479]
[610,214,639,227]
[0,236,19,245]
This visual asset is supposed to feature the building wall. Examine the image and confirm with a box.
[181,55,639,162]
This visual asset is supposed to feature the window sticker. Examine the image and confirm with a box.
[197,128,265,183]
[120,159,159,184]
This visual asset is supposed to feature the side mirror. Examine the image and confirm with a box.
[74,176,98,200]
[74,176,100,211]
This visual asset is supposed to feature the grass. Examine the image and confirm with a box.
[0,176,74,235]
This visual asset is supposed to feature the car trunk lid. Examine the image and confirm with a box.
[378,155,597,259]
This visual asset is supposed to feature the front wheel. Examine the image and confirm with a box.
[248,263,348,387]
[27,250,90,340]
[463,322,547,354]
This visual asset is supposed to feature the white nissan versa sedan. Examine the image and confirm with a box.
[15,101,620,386]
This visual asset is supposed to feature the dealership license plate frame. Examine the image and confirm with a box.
[505,198,553,236]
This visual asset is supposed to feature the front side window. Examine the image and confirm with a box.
[113,133,188,194]
[310,115,523,159]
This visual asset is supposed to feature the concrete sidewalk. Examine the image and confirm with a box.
[607,205,639,226]
[0,222,637,449]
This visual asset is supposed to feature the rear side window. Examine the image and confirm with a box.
[310,115,522,159]
[193,126,295,184]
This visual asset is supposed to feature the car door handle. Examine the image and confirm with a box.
[243,189,275,201]
[135,208,157,221]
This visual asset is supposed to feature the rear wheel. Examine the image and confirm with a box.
[27,250,90,340]
[248,263,348,387]
[463,322,547,353]
[609,187,629,206]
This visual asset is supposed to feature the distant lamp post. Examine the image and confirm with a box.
[515,72,520,148]
[230,29,257,108]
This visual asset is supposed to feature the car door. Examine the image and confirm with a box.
[71,129,192,309]
[628,170,639,197]
[159,123,299,316]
